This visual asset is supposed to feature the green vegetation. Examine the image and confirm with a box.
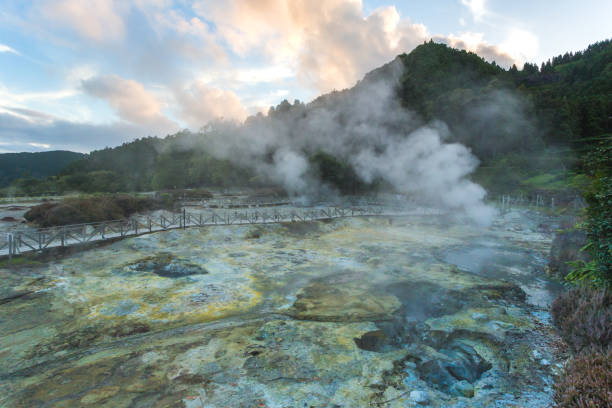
[0,255,43,268]
[1,134,258,196]
[564,143,612,287]
[0,151,85,189]
[394,39,611,195]
[24,195,170,227]
[309,151,369,194]
[550,142,611,408]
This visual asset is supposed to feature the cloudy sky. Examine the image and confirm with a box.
[0,0,610,153]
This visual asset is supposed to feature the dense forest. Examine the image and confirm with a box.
[0,151,85,189]
[3,39,610,197]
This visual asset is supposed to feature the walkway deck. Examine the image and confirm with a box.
[1,205,443,259]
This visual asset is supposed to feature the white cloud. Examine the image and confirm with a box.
[82,75,179,134]
[0,108,168,152]
[65,65,98,85]
[500,28,540,66]
[0,43,20,55]
[460,0,487,22]
[28,142,51,149]
[175,81,248,129]
[0,86,77,104]
[440,32,517,67]
[196,0,430,92]
[0,106,56,125]
[198,65,294,90]
[38,0,128,42]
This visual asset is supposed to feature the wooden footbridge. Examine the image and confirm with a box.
[1,204,442,260]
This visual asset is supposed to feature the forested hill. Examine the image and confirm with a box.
[5,39,611,196]
[395,40,611,152]
[0,151,85,188]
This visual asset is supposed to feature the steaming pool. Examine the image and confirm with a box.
[0,208,564,407]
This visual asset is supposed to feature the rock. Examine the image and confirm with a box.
[418,359,457,391]
[122,252,208,278]
[548,219,590,280]
[80,386,120,405]
[471,312,487,321]
[418,342,491,395]
[475,282,527,302]
[441,342,492,383]
[290,280,400,322]
[451,380,474,398]
[540,359,550,366]
[410,390,430,405]
[354,330,388,351]
[488,320,514,331]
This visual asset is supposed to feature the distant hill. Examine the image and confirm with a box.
[0,151,85,187]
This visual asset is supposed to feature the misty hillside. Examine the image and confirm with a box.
[0,150,85,188]
[4,39,611,197]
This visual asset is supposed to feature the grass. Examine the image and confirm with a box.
[0,255,43,268]
[521,172,589,192]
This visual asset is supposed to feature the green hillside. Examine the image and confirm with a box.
[0,150,85,188]
[3,39,610,197]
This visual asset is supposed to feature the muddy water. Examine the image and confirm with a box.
[0,209,563,407]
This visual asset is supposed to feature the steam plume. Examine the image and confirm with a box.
[199,58,496,226]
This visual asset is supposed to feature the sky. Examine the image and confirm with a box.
[0,0,610,153]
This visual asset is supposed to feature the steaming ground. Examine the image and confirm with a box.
[190,59,496,225]
[0,209,563,407]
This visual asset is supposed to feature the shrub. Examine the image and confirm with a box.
[553,347,612,408]
[581,142,612,286]
[24,195,167,227]
[551,286,612,353]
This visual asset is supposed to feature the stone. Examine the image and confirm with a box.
[290,280,400,322]
[418,359,457,391]
[410,390,430,405]
[471,312,487,321]
[123,252,208,278]
[354,330,388,351]
[451,380,474,398]
[418,342,491,395]
[441,342,492,383]
[80,386,120,405]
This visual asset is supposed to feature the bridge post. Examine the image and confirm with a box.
[183,208,186,229]
[8,233,12,263]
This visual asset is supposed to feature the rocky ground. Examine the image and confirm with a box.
[0,209,565,407]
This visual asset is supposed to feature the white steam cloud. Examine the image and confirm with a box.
[199,58,496,226]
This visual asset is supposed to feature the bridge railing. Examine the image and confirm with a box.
[493,193,586,213]
[1,205,406,259]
